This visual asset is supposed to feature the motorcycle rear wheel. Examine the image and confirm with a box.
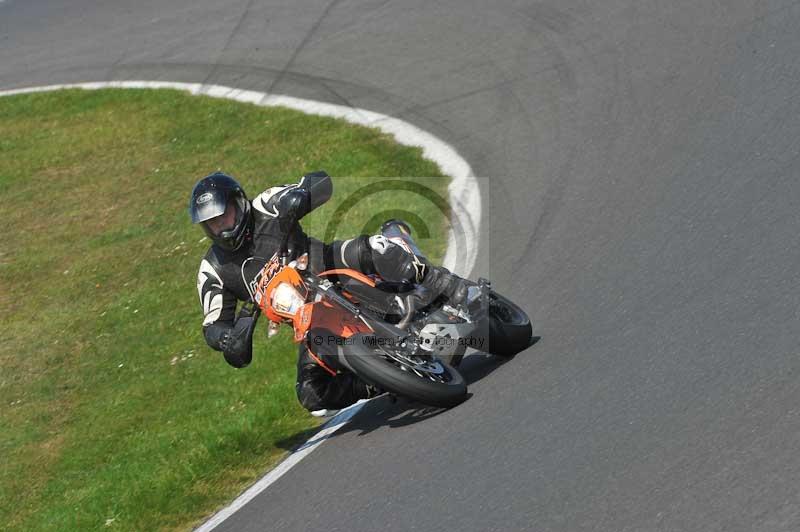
[484,290,533,357]
[342,334,468,408]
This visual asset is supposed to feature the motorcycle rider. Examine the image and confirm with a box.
[190,171,468,413]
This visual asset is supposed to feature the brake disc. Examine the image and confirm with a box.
[381,347,446,376]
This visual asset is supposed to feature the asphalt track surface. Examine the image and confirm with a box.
[4,1,800,530]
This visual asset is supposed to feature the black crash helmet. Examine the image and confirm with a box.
[189,172,252,251]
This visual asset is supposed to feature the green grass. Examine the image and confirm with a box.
[0,88,449,531]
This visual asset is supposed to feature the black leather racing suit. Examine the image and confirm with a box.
[197,182,435,412]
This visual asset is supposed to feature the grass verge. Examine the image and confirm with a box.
[0,88,449,531]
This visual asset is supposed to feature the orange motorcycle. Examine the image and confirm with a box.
[248,209,532,408]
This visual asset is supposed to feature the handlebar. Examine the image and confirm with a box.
[278,212,299,265]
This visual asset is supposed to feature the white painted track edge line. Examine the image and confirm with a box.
[0,80,482,531]
[193,400,368,532]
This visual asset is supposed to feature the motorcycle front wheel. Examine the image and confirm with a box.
[342,334,468,408]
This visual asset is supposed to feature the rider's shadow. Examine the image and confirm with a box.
[338,395,448,436]
[277,336,542,446]
[336,337,543,436]
[458,334,542,386]
[337,354,508,437]
[458,352,507,385]
[273,396,445,451]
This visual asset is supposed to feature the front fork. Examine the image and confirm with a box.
[477,277,491,312]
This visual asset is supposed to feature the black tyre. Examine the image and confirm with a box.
[342,334,468,408]
[485,290,533,357]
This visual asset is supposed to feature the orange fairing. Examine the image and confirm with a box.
[291,299,373,343]
[257,261,374,344]
[257,266,308,323]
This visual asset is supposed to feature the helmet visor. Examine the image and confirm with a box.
[202,199,241,237]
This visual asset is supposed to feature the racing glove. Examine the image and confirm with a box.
[277,187,311,220]
[219,316,256,368]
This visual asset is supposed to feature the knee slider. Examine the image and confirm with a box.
[371,241,424,283]
[296,378,326,412]
[335,235,375,273]
[368,234,392,254]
